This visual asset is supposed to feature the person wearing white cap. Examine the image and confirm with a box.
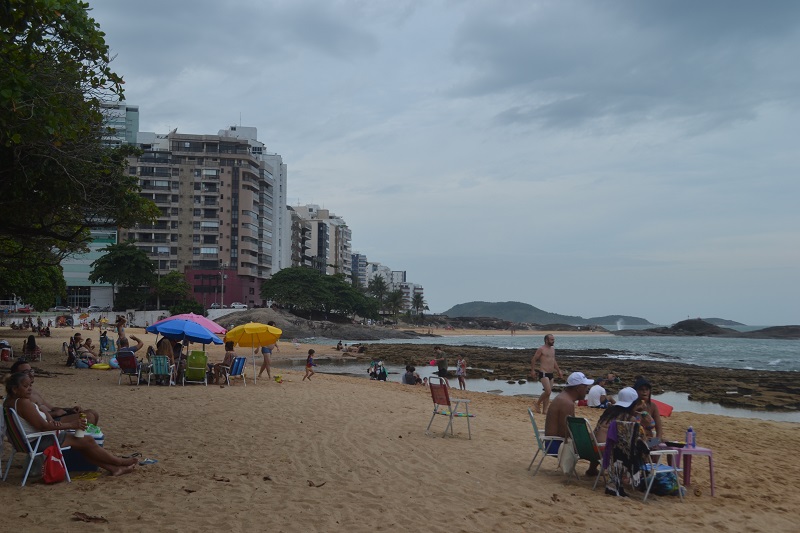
[593,387,655,446]
[543,371,594,440]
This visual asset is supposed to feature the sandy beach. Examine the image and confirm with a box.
[1,325,799,532]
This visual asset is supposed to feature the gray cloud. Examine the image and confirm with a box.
[450,0,800,130]
[86,0,800,324]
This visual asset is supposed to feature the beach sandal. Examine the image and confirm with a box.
[122,452,142,458]
[139,458,158,466]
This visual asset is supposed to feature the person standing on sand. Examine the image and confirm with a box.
[258,321,279,380]
[531,334,563,414]
[456,355,467,390]
[303,349,316,381]
[115,315,127,345]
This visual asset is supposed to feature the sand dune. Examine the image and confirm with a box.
[1,326,798,532]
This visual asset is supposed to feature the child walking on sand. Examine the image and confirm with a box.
[303,349,316,381]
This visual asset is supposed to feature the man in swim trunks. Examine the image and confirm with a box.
[531,334,563,414]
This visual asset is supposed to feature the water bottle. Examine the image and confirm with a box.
[74,413,87,438]
[685,426,694,448]
[691,428,697,448]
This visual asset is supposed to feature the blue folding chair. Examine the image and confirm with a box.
[222,356,247,386]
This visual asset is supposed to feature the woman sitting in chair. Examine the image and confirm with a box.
[212,341,237,385]
[3,372,137,476]
[22,335,42,362]
[594,387,655,444]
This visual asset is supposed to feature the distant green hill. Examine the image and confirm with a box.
[442,301,653,326]
[702,317,746,326]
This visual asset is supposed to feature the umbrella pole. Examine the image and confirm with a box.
[252,339,257,384]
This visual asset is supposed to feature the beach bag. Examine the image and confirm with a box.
[558,438,578,475]
[42,444,67,484]
[649,469,682,496]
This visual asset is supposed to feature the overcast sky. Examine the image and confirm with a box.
[90,0,800,325]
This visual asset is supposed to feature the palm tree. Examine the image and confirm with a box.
[384,289,407,323]
[411,293,428,324]
[367,276,388,313]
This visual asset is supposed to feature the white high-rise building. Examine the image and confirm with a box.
[292,205,352,279]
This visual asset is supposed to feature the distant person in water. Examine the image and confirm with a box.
[531,334,563,414]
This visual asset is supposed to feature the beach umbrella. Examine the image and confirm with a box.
[224,322,282,383]
[151,313,227,335]
[145,318,223,345]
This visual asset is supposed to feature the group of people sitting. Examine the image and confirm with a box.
[543,372,667,497]
[65,331,141,369]
[3,359,138,476]
[402,365,423,385]
[335,340,367,353]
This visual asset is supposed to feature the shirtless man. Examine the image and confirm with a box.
[531,334,563,413]
[10,359,100,425]
[544,372,594,459]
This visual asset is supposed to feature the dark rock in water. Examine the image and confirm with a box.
[356,342,800,411]
[612,319,800,339]
[506,380,517,384]
[518,379,527,384]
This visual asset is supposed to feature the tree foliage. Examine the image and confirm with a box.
[384,289,408,321]
[156,271,192,308]
[367,276,388,311]
[0,258,65,310]
[261,267,379,319]
[89,240,155,309]
[0,0,158,277]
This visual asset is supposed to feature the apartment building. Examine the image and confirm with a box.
[289,207,312,267]
[121,126,287,308]
[292,205,352,279]
[100,101,139,147]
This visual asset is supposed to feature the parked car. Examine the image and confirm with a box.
[16,305,33,313]
[209,303,226,309]
[50,306,71,312]
[230,302,248,309]
[85,305,110,312]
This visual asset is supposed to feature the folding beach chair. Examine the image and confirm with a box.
[566,416,606,488]
[222,356,247,386]
[183,350,208,386]
[116,351,142,385]
[425,377,473,439]
[3,407,71,487]
[604,420,683,502]
[527,408,563,475]
[147,355,176,386]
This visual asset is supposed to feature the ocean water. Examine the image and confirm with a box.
[323,334,800,373]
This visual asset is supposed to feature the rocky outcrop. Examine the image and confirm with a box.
[355,343,800,412]
[612,319,800,339]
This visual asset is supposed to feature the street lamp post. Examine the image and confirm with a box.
[219,263,227,308]
[155,251,167,311]
[156,260,161,311]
